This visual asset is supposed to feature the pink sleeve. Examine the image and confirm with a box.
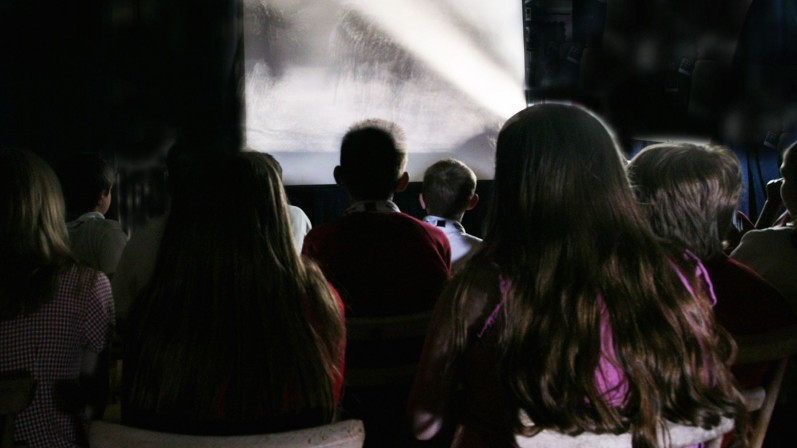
[595,307,629,406]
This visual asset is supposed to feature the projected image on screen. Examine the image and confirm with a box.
[243,0,524,184]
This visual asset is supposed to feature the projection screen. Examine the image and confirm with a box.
[243,0,525,184]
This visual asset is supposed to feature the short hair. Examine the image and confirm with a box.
[55,153,115,219]
[422,158,477,219]
[339,119,407,200]
[627,143,742,259]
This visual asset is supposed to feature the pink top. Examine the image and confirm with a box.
[466,252,718,446]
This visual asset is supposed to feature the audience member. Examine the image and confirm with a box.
[302,118,451,316]
[408,104,743,447]
[0,149,114,448]
[753,177,790,229]
[627,142,796,389]
[122,152,345,434]
[56,153,127,277]
[733,140,797,312]
[420,158,482,269]
[301,119,451,446]
[251,150,313,252]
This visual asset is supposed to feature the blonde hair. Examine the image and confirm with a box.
[0,149,77,318]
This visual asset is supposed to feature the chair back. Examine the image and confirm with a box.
[515,417,734,448]
[344,311,432,388]
[89,419,365,448]
[0,371,35,448]
[733,324,797,448]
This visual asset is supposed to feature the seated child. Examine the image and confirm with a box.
[627,142,796,389]
[733,140,797,310]
[122,152,344,434]
[56,153,127,277]
[1,149,114,447]
[301,119,451,447]
[409,104,743,447]
[302,119,451,318]
[420,158,482,269]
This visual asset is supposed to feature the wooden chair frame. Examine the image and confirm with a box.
[733,324,797,448]
[89,419,365,448]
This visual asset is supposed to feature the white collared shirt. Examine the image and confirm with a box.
[423,215,482,268]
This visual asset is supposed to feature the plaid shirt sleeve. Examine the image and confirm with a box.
[81,272,115,353]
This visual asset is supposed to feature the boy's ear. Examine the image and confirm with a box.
[396,172,410,193]
[418,193,426,210]
[333,166,345,186]
[466,193,479,211]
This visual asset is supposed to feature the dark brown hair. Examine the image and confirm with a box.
[124,151,344,427]
[339,118,407,200]
[627,143,742,260]
[446,104,743,447]
[55,152,115,220]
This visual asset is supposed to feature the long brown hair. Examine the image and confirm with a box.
[0,149,79,319]
[446,104,743,447]
[124,151,344,426]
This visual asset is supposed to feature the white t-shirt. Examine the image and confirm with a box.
[67,211,128,276]
[422,215,482,270]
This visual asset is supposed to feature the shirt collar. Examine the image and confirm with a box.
[68,211,105,229]
[423,215,465,234]
[344,200,401,215]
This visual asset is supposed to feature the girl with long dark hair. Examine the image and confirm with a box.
[408,104,743,447]
[123,151,345,434]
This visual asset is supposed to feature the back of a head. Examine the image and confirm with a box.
[486,102,634,258]
[55,153,115,220]
[126,151,342,424]
[0,149,73,317]
[422,158,477,219]
[339,119,407,200]
[627,143,742,260]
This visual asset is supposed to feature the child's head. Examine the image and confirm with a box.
[420,158,478,221]
[335,119,408,201]
[627,143,742,259]
[56,153,115,219]
[487,102,629,250]
[781,141,797,217]
[1,149,71,263]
